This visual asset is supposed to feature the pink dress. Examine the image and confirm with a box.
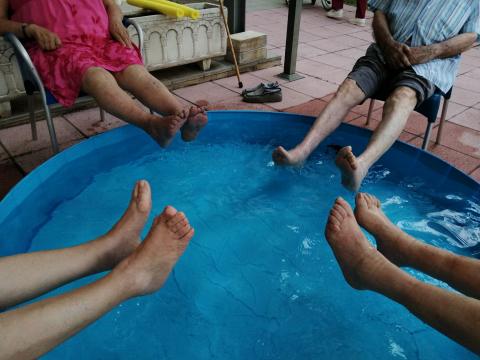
[11,0,143,106]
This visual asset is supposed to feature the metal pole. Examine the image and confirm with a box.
[278,0,304,81]
[224,0,246,34]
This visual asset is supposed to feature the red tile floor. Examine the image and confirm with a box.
[1,4,479,200]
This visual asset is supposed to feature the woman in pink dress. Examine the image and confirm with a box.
[0,0,207,147]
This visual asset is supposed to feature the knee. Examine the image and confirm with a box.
[387,86,417,106]
[82,67,114,88]
[333,78,364,104]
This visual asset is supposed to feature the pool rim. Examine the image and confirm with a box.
[1,110,478,224]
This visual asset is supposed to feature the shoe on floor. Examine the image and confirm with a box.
[349,17,366,26]
[242,82,280,96]
[326,9,343,19]
[242,84,282,103]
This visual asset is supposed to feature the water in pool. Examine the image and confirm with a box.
[14,115,480,359]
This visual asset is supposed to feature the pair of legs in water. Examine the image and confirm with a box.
[0,181,194,359]
[1,184,479,357]
[82,64,208,147]
[326,193,480,354]
[272,78,418,191]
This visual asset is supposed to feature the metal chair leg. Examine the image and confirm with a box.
[422,122,433,150]
[100,108,105,122]
[27,94,37,140]
[435,98,449,145]
[366,99,375,126]
[39,88,59,153]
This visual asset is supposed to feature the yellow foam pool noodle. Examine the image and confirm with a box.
[127,0,185,18]
[154,0,200,19]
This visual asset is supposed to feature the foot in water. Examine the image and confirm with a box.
[335,146,368,191]
[354,192,417,267]
[325,197,389,290]
[99,180,152,270]
[272,146,306,166]
[113,205,194,297]
[181,103,208,142]
[146,113,188,148]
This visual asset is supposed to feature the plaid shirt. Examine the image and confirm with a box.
[368,0,480,93]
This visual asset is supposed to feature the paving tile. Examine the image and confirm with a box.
[299,31,323,43]
[464,47,480,58]
[408,138,480,174]
[450,87,480,107]
[214,73,267,94]
[458,61,479,75]
[448,108,480,132]
[335,47,366,59]
[283,99,328,116]
[282,76,338,98]
[64,108,127,137]
[250,65,290,85]
[174,82,239,104]
[425,121,480,159]
[370,108,434,136]
[308,38,355,52]
[455,75,480,94]
[348,31,374,42]
[351,99,384,115]
[326,23,364,35]
[296,43,328,58]
[14,140,82,173]
[470,167,480,182]
[301,25,340,38]
[463,68,480,80]
[296,59,343,80]
[444,101,468,120]
[0,117,84,156]
[310,53,356,70]
[319,68,350,85]
[264,87,314,111]
[208,100,274,112]
[0,160,24,201]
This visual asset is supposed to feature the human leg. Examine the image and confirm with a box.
[272,78,366,165]
[328,0,344,18]
[81,67,187,147]
[0,205,194,360]
[325,197,480,354]
[0,181,151,310]
[355,0,367,19]
[354,192,480,299]
[335,86,417,191]
[113,65,208,142]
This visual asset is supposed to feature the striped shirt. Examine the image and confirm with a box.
[368,0,480,93]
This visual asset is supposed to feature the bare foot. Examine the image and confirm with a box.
[98,180,152,270]
[146,113,187,148]
[272,146,306,166]
[354,193,417,267]
[181,105,208,142]
[325,197,387,290]
[335,146,367,191]
[114,205,194,297]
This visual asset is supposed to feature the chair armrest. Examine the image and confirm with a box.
[3,32,44,95]
[122,17,145,60]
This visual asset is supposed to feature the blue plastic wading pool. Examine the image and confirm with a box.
[1,111,479,359]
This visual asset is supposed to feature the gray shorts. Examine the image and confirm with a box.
[347,44,436,106]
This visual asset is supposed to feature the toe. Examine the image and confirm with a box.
[336,197,354,216]
[136,180,152,213]
[167,211,187,227]
[160,206,177,222]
